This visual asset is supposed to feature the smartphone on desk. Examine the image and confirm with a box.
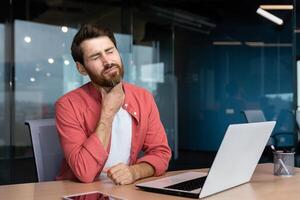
[63,191,126,200]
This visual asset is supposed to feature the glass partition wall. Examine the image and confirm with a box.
[0,0,11,185]
[0,0,298,184]
[177,1,297,152]
[295,0,300,158]
[0,23,7,184]
[1,0,177,184]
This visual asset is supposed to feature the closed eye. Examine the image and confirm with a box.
[91,55,100,60]
[105,47,114,54]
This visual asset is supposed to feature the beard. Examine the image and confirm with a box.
[88,62,124,88]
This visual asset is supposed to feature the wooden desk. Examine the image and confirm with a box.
[1,163,300,200]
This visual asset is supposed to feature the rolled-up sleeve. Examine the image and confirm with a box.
[56,98,108,183]
[136,94,172,176]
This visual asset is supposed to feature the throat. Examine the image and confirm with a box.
[103,86,113,92]
[91,82,113,93]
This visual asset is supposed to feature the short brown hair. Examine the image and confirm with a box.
[71,24,117,64]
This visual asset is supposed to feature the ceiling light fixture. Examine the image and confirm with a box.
[61,26,68,33]
[245,42,292,47]
[24,36,31,43]
[260,5,293,10]
[64,60,70,65]
[245,42,265,47]
[256,8,283,25]
[48,58,54,64]
[213,41,242,46]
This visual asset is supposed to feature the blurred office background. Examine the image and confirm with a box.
[0,0,299,184]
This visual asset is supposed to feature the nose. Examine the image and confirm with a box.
[101,55,112,69]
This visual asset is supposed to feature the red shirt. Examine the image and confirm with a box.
[55,82,172,183]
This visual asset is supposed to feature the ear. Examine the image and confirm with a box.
[76,62,88,76]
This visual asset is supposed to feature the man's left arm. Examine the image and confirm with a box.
[107,162,154,185]
[107,92,172,185]
[134,93,172,176]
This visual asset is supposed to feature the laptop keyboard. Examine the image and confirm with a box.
[165,176,207,191]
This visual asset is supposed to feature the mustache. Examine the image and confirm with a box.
[104,63,121,69]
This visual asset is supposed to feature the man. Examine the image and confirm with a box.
[55,24,172,184]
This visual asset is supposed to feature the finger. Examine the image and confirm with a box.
[110,81,121,90]
[112,172,129,185]
[102,167,109,173]
[105,170,119,184]
[107,163,125,177]
[115,81,122,87]
[109,167,128,182]
[110,167,129,181]
[118,173,134,185]
[112,167,134,185]
[107,163,125,174]
[112,82,123,93]
[99,89,106,96]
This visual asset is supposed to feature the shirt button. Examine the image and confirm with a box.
[124,104,128,107]
[133,112,137,115]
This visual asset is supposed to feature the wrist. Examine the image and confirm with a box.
[100,111,114,123]
[129,165,140,181]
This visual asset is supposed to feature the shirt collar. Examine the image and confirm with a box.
[122,82,140,124]
[87,82,102,102]
[87,81,140,124]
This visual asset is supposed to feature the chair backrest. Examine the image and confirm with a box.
[241,110,266,123]
[295,110,300,129]
[25,118,63,182]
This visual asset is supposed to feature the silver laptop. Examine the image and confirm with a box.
[136,121,276,199]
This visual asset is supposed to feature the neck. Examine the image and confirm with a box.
[91,82,113,93]
[103,86,113,93]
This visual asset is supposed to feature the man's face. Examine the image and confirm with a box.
[79,36,124,88]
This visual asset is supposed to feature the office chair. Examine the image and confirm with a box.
[25,118,63,182]
[241,110,266,123]
[241,109,294,147]
[241,110,274,146]
[294,110,300,167]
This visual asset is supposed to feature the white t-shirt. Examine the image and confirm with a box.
[102,107,132,171]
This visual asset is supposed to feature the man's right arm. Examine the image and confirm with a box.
[94,83,125,149]
[94,113,113,149]
[56,99,109,183]
[56,83,124,183]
